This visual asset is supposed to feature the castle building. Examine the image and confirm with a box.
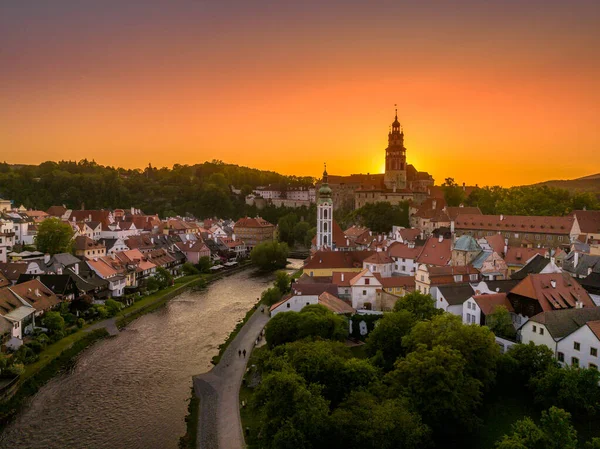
[316,108,434,210]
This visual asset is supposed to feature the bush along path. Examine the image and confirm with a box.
[193,305,270,449]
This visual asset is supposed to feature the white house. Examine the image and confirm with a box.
[388,241,422,276]
[435,284,475,316]
[362,252,394,277]
[520,307,600,369]
[462,293,517,327]
[349,269,382,310]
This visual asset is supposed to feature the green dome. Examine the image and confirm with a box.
[319,183,332,196]
[453,235,481,252]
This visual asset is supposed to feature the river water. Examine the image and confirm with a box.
[0,262,302,449]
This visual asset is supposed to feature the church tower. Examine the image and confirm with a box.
[383,107,407,190]
[317,164,333,250]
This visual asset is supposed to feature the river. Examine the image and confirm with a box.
[0,261,302,449]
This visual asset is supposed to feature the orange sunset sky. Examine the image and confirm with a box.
[1,1,599,186]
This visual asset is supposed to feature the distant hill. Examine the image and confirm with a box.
[527,173,600,194]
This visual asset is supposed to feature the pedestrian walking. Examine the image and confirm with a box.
[243,349,246,357]
[238,349,241,357]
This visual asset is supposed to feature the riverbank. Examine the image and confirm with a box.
[0,328,109,430]
[0,262,254,429]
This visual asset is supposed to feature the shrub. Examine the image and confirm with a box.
[105,299,123,317]
[76,318,85,328]
[5,363,25,377]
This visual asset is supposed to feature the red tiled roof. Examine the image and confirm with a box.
[415,237,452,266]
[504,247,547,266]
[74,235,105,251]
[473,292,514,315]
[387,242,423,260]
[398,228,421,242]
[363,252,393,265]
[454,214,576,235]
[588,320,600,340]
[234,217,274,228]
[484,234,505,255]
[375,274,415,289]
[444,206,482,221]
[318,291,355,314]
[572,210,600,234]
[304,251,374,270]
[510,272,594,312]
[10,279,60,312]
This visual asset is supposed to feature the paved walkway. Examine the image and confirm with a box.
[194,306,270,449]
[84,317,119,336]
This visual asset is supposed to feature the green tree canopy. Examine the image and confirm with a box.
[42,311,65,333]
[393,291,442,321]
[387,345,483,438]
[486,305,517,340]
[274,271,291,294]
[365,310,416,371]
[349,201,409,233]
[402,314,500,387]
[34,217,74,255]
[442,178,467,207]
[251,241,289,271]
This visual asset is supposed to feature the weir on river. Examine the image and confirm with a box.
[0,261,302,449]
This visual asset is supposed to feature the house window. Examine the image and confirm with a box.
[557,352,564,362]
[533,325,537,332]
[471,315,476,324]
[470,274,478,281]
[365,278,370,285]
[558,236,563,242]
[286,303,290,308]
[535,235,540,240]
[467,302,471,309]
[454,275,462,282]
[590,364,598,370]
[420,275,424,281]
[306,302,310,306]
[363,290,367,295]
[539,328,544,335]
[466,313,471,322]
[505,232,510,237]
[574,342,581,351]
[572,357,579,367]
[591,347,598,357]
[546,235,552,240]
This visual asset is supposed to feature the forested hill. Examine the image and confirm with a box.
[0,160,314,218]
[527,173,600,194]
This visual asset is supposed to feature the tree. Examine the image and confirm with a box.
[502,342,557,384]
[145,276,160,292]
[251,241,289,271]
[252,370,331,449]
[530,365,600,417]
[278,213,298,245]
[442,178,466,207]
[274,271,291,294]
[393,291,442,321]
[42,311,65,333]
[350,202,409,233]
[330,391,432,449]
[34,217,74,255]
[196,256,212,274]
[387,345,483,438]
[293,221,311,247]
[364,310,416,371]
[486,305,517,339]
[496,407,578,449]
[261,286,283,306]
[105,299,122,316]
[182,262,199,276]
[304,226,317,248]
[154,267,174,289]
[402,314,500,387]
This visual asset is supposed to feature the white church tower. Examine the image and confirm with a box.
[317,164,333,250]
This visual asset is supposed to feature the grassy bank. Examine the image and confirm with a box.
[239,346,267,449]
[178,385,200,449]
[0,328,109,430]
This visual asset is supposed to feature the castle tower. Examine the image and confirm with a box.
[383,107,407,190]
[316,164,333,250]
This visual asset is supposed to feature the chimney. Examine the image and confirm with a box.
[44,253,50,264]
[341,273,344,281]
[131,207,135,215]
[550,279,556,288]
[35,288,40,296]
[495,288,500,292]
[576,300,583,309]
[432,199,437,210]
[462,182,466,191]
[438,235,443,243]
[574,251,579,267]
[57,267,62,275]
[500,214,504,221]
[73,263,79,275]
[450,220,455,234]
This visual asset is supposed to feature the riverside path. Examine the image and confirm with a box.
[194,306,269,449]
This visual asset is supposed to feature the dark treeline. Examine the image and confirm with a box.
[442,178,599,215]
[0,160,314,219]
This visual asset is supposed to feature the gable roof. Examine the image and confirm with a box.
[363,252,393,265]
[444,206,482,221]
[318,291,355,314]
[529,307,600,339]
[438,283,475,306]
[510,272,594,311]
[349,268,382,287]
[504,247,548,266]
[511,254,552,280]
[304,251,374,270]
[473,293,514,315]
[10,279,60,312]
[387,242,423,260]
[416,237,452,266]
[572,210,600,235]
[484,234,505,254]
[454,214,576,235]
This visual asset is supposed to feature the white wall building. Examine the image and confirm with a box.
[349,269,382,310]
